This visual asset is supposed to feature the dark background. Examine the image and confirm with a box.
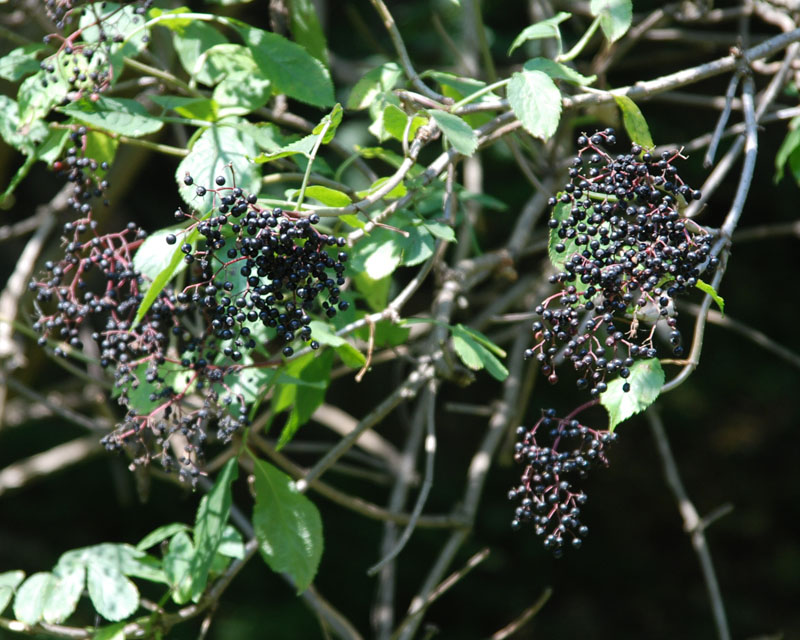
[1,1,798,638]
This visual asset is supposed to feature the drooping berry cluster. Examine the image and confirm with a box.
[508,408,616,555]
[29,170,349,481]
[523,129,718,396]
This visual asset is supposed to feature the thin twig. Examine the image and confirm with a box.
[705,72,742,167]
[490,587,553,640]
[647,408,732,640]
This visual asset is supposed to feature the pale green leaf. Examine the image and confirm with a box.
[508,12,572,55]
[13,573,57,624]
[60,97,163,137]
[591,0,633,43]
[44,565,84,623]
[133,227,188,288]
[600,358,664,430]
[164,531,194,604]
[347,62,403,110]
[614,95,654,148]
[171,21,228,86]
[696,279,725,315]
[0,571,24,617]
[522,57,596,86]
[136,523,190,551]
[507,69,562,141]
[430,110,478,156]
[0,44,45,82]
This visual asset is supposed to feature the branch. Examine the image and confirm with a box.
[647,408,732,640]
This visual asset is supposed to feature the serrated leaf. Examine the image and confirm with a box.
[347,62,403,110]
[17,69,68,130]
[238,25,334,107]
[44,565,84,623]
[79,3,150,57]
[430,110,478,156]
[0,44,46,82]
[695,279,725,315]
[507,69,562,141]
[164,531,194,604]
[591,0,633,43]
[0,571,24,617]
[13,573,57,624]
[614,95,654,149]
[204,44,271,116]
[288,0,329,65]
[508,12,572,55]
[0,94,49,154]
[254,133,317,163]
[60,97,163,137]
[523,57,596,86]
[601,358,664,430]
[136,523,190,552]
[175,123,260,208]
[249,455,324,593]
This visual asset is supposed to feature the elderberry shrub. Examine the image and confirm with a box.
[29,171,349,483]
[508,408,616,556]
[523,129,719,396]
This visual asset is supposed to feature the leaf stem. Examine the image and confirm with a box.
[557,15,601,63]
[295,119,332,210]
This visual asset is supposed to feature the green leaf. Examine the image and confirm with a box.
[0,94,49,154]
[507,69,562,141]
[204,44,271,116]
[249,454,324,593]
[548,200,577,270]
[508,12,572,54]
[353,272,390,312]
[217,525,245,559]
[189,458,238,601]
[79,3,150,57]
[136,523,190,552]
[254,133,317,163]
[86,564,138,621]
[430,111,478,156]
[423,220,456,242]
[450,325,508,381]
[312,103,343,143]
[13,573,57,624]
[288,0,329,65]
[175,123,260,208]
[17,69,68,130]
[272,350,333,448]
[363,233,403,279]
[347,62,403,110]
[401,223,435,266]
[774,118,800,183]
[614,95,654,149]
[591,0,633,43]
[356,176,407,201]
[454,324,506,357]
[601,358,664,430]
[301,185,352,207]
[340,213,366,229]
[695,279,725,315]
[170,21,228,86]
[56,544,166,585]
[133,227,188,287]
[60,97,163,137]
[0,44,46,82]
[164,531,194,604]
[238,25,334,107]
[307,321,365,368]
[83,130,118,177]
[132,228,196,327]
[0,571,24,617]
[44,565,84,624]
[93,622,127,640]
[150,95,219,121]
[522,57,596,86]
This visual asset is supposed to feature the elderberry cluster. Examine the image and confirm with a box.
[508,409,616,555]
[523,129,718,396]
[41,0,153,101]
[29,170,349,481]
